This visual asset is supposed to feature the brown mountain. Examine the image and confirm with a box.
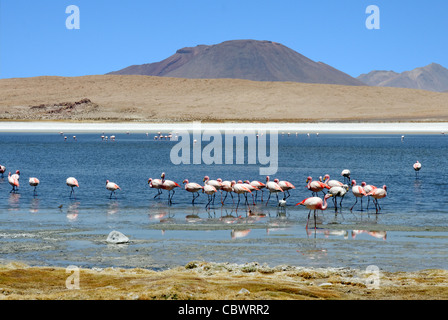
[357,63,448,92]
[108,39,364,86]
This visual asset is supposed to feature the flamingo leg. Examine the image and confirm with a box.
[265,193,271,206]
[350,198,358,211]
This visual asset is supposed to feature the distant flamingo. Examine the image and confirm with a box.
[243,180,260,205]
[183,179,203,205]
[11,170,20,181]
[341,169,351,184]
[265,176,283,205]
[203,184,217,209]
[0,165,5,177]
[106,180,121,199]
[306,176,330,197]
[29,177,40,196]
[274,178,295,199]
[161,172,180,204]
[8,172,19,193]
[350,180,367,211]
[413,161,422,177]
[367,185,387,213]
[296,194,333,229]
[66,177,79,198]
[148,176,163,199]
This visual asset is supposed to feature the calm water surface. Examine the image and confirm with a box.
[0,132,447,272]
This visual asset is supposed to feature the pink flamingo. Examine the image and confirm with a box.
[183,179,203,205]
[350,180,367,211]
[296,194,333,229]
[243,180,260,205]
[323,174,344,188]
[306,176,330,197]
[413,161,422,177]
[11,170,20,181]
[29,177,40,196]
[106,180,121,199]
[220,179,235,205]
[265,176,284,205]
[148,176,163,199]
[8,172,19,193]
[249,180,266,201]
[0,164,5,177]
[367,185,387,213]
[66,177,79,198]
[203,184,217,209]
[232,181,252,210]
[161,172,180,204]
[203,176,223,205]
[274,178,295,199]
[362,182,377,210]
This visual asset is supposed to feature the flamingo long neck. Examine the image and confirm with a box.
[321,197,329,210]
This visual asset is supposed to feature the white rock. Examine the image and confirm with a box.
[107,230,130,244]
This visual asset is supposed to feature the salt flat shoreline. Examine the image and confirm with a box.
[1,121,448,134]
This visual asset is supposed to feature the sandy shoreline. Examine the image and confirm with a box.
[0,121,448,134]
[0,261,446,300]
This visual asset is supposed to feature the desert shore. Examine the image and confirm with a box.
[0,261,446,300]
[1,75,448,123]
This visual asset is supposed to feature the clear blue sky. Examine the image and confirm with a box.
[1,0,447,79]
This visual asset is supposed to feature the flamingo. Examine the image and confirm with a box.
[203,176,223,205]
[367,185,387,213]
[161,172,180,204]
[183,179,203,205]
[106,180,121,199]
[0,164,5,177]
[66,177,79,198]
[249,180,266,201]
[265,176,284,205]
[220,179,235,205]
[243,180,260,205]
[29,177,40,196]
[306,176,330,197]
[11,170,20,181]
[413,161,422,177]
[323,174,344,188]
[341,169,351,184]
[350,180,367,211]
[232,181,252,210]
[274,178,295,199]
[296,194,333,229]
[362,182,377,210]
[203,184,217,209]
[148,176,163,199]
[8,172,19,193]
[327,185,349,211]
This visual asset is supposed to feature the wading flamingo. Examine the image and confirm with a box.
[306,176,330,197]
[250,180,266,202]
[350,180,367,211]
[203,176,223,205]
[11,170,20,181]
[148,176,163,199]
[327,185,349,211]
[274,179,295,199]
[8,172,19,193]
[0,165,5,177]
[265,176,283,206]
[413,161,422,177]
[203,184,217,209]
[232,181,252,210]
[296,194,333,229]
[66,177,79,198]
[243,180,260,205]
[362,182,377,210]
[220,179,234,205]
[161,172,180,204]
[29,177,40,196]
[367,185,387,213]
[323,174,344,188]
[106,180,121,199]
[183,179,203,205]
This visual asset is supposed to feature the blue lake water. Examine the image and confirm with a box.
[0,132,447,272]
